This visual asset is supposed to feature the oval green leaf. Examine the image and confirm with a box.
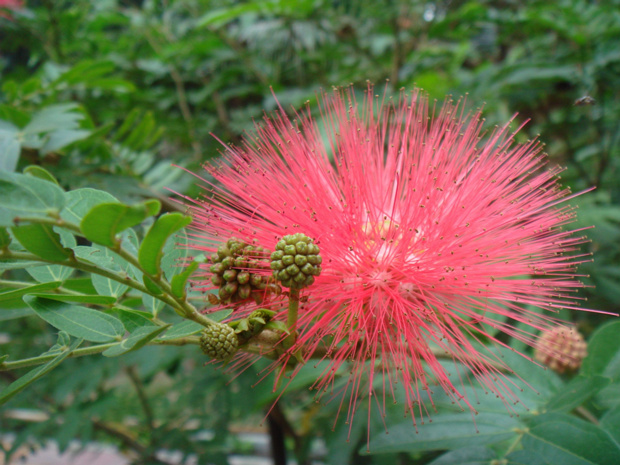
[0,281,62,302]
[0,338,82,406]
[138,213,191,276]
[102,324,170,357]
[546,375,611,412]
[80,200,161,247]
[367,412,523,454]
[115,308,155,332]
[31,293,117,305]
[23,165,60,185]
[522,415,620,465]
[171,260,199,299]
[581,320,620,379]
[61,188,118,223]
[0,171,66,227]
[157,320,204,341]
[26,264,74,283]
[0,227,11,248]
[24,295,124,342]
[12,223,73,261]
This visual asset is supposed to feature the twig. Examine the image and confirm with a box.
[144,31,203,161]
[125,365,155,433]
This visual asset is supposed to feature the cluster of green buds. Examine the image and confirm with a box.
[534,326,587,374]
[270,233,322,289]
[209,238,278,304]
[200,323,239,361]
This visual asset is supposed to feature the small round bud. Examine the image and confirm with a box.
[237,283,252,300]
[208,238,273,304]
[534,326,587,374]
[237,271,250,285]
[200,323,239,360]
[222,269,238,282]
[270,233,321,289]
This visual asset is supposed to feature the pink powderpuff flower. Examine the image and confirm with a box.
[185,86,593,437]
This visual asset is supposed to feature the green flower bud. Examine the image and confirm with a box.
[208,237,274,304]
[200,323,239,360]
[271,233,321,289]
[238,283,252,300]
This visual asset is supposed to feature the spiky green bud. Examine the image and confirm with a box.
[200,323,239,360]
[270,233,321,288]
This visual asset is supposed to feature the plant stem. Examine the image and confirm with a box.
[0,343,117,371]
[109,244,211,327]
[283,287,300,349]
[0,337,202,372]
[14,214,212,328]
[576,406,599,425]
[125,365,155,432]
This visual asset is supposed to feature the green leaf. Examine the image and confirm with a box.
[141,228,188,315]
[0,227,11,247]
[12,223,73,261]
[80,200,161,247]
[0,122,21,172]
[171,260,199,298]
[25,296,124,343]
[0,171,66,227]
[0,338,82,406]
[522,413,620,465]
[23,165,59,185]
[582,320,620,379]
[601,407,620,448]
[26,265,74,283]
[426,446,497,465]
[209,308,234,322]
[23,103,84,135]
[597,382,620,410]
[102,324,170,357]
[0,281,62,302]
[161,227,189,281]
[546,375,611,412]
[31,293,117,305]
[157,320,204,340]
[506,450,551,465]
[61,188,118,223]
[115,308,155,332]
[41,129,91,154]
[264,320,290,334]
[367,412,523,453]
[139,213,192,276]
[142,275,163,295]
[73,244,136,298]
[0,308,34,321]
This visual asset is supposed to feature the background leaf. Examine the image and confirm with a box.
[0,338,83,406]
[25,296,124,343]
[80,200,161,247]
[0,171,65,227]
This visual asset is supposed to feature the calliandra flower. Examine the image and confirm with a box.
[185,85,593,437]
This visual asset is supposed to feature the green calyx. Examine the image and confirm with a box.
[229,308,277,342]
[200,323,239,360]
[209,237,279,304]
[270,233,322,289]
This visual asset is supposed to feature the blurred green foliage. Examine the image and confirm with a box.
[1,0,619,464]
